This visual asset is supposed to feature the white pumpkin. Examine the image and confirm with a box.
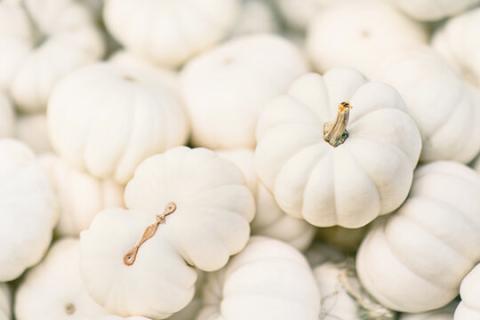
[455,264,480,320]
[376,48,480,163]
[390,0,480,21]
[219,149,315,250]
[314,261,395,320]
[40,154,123,237]
[104,0,241,68]
[0,283,10,320]
[181,34,308,149]
[232,0,278,36]
[0,139,57,281]
[0,94,14,138]
[255,69,422,228]
[306,0,427,77]
[48,63,189,184]
[196,236,320,320]
[0,0,104,113]
[357,161,480,313]
[15,239,108,320]
[401,303,456,320]
[432,8,480,87]
[81,147,254,318]
[275,0,336,31]
[15,113,52,153]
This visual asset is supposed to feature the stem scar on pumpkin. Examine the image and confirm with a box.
[123,202,177,266]
[324,102,352,147]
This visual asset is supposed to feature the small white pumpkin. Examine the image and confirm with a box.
[455,264,480,320]
[307,0,427,77]
[432,8,480,87]
[81,147,254,318]
[0,0,105,113]
[255,69,421,228]
[401,303,456,320]
[40,154,123,237]
[390,0,480,21]
[0,283,10,320]
[232,0,278,36]
[275,0,336,31]
[48,63,189,184]
[15,113,52,153]
[15,239,108,320]
[181,34,308,149]
[0,94,15,138]
[376,48,480,163]
[314,261,395,320]
[104,0,241,68]
[357,161,480,313]
[219,149,315,250]
[196,236,320,320]
[0,139,57,281]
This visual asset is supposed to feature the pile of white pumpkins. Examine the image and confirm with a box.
[3,0,480,319]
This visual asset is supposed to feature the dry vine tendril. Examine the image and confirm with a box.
[324,102,352,147]
[123,202,177,266]
[337,260,395,320]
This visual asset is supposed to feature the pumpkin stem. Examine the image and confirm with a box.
[337,260,395,320]
[123,202,177,266]
[323,102,352,147]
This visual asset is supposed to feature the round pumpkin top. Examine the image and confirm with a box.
[255,68,421,228]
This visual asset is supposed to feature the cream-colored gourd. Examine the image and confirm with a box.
[48,63,189,184]
[432,8,480,87]
[181,34,308,149]
[15,239,108,320]
[0,139,57,281]
[15,113,52,153]
[376,48,480,163]
[0,95,14,138]
[232,0,278,36]
[390,0,480,21]
[275,0,336,31]
[255,69,421,228]
[314,261,395,320]
[357,161,480,313]
[219,149,315,250]
[0,283,10,320]
[0,0,104,112]
[104,0,240,68]
[307,0,427,77]
[401,303,456,319]
[40,154,123,237]
[455,264,480,320]
[196,237,320,320]
[81,147,254,319]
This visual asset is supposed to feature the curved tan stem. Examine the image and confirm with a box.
[324,102,352,147]
[123,202,177,266]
